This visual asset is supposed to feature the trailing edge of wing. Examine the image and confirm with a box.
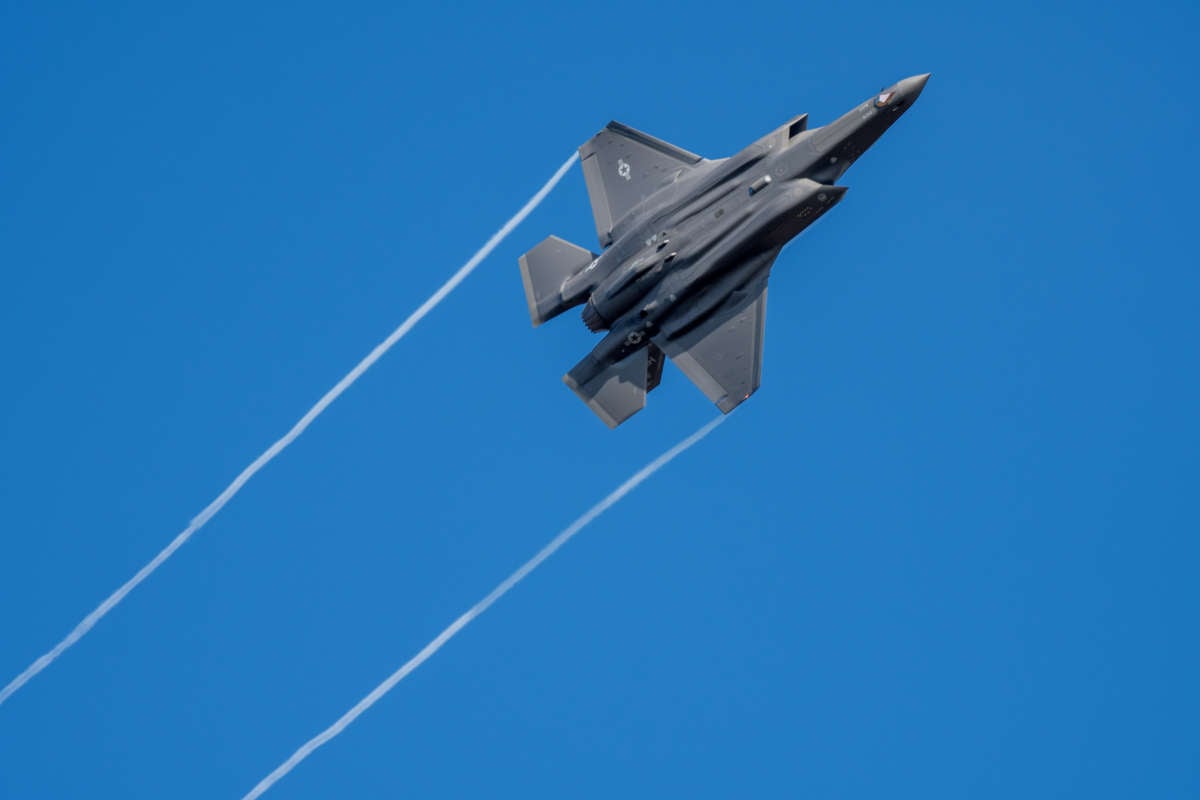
[656,270,771,414]
[579,121,704,248]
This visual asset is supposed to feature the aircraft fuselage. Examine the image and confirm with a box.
[574,74,931,377]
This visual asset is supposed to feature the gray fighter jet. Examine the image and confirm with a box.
[519,74,930,427]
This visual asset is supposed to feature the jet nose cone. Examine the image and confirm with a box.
[902,72,931,101]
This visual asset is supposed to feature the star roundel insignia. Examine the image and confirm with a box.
[874,90,895,108]
[617,159,632,181]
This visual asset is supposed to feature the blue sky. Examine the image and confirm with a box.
[2,1,1197,797]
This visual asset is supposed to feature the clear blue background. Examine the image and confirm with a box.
[2,1,1197,797]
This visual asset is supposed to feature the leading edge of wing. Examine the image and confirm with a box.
[578,121,704,248]
[655,267,773,414]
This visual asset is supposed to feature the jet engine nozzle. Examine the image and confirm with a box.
[581,299,609,332]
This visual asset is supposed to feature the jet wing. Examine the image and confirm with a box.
[654,265,773,414]
[579,121,704,248]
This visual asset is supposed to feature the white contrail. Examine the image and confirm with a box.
[0,152,580,708]
[241,415,725,800]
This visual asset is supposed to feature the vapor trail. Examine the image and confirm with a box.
[241,415,725,799]
[0,152,580,708]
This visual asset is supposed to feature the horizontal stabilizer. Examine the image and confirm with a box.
[563,345,664,428]
[518,235,597,326]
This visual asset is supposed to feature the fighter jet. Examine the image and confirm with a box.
[519,74,930,427]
